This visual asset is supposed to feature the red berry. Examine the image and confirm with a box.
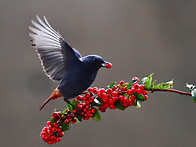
[132,77,139,83]
[61,115,65,120]
[112,91,118,97]
[89,97,94,103]
[48,130,53,135]
[123,103,129,108]
[76,95,82,100]
[52,112,60,122]
[72,119,77,124]
[131,95,136,101]
[86,100,90,105]
[93,88,99,94]
[144,95,148,100]
[52,127,58,133]
[86,105,90,109]
[85,93,91,98]
[129,100,134,106]
[99,106,106,112]
[99,93,107,99]
[47,121,51,126]
[109,99,114,105]
[133,84,139,89]
[109,104,116,109]
[53,123,59,128]
[136,89,142,94]
[119,80,125,85]
[73,109,77,114]
[106,94,111,99]
[88,113,93,117]
[118,95,124,102]
[106,88,113,94]
[88,87,93,92]
[99,88,106,93]
[56,137,61,142]
[112,96,118,102]
[112,85,118,91]
[140,85,145,90]
[121,86,127,91]
[131,88,137,93]
[143,90,148,95]
[102,97,108,103]
[106,63,112,68]
[91,108,96,114]
[127,89,132,95]
[102,102,109,108]
[83,96,87,101]
[64,119,69,124]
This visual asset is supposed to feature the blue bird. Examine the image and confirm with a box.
[29,16,112,110]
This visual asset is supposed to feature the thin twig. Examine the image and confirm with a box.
[151,89,191,96]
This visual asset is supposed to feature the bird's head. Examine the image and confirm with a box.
[82,55,112,69]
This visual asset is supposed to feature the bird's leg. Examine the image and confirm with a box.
[39,87,63,111]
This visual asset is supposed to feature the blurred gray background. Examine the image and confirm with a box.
[1,0,196,147]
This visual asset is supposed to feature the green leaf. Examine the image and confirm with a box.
[186,83,195,90]
[60,123,69,132]
[140,77,147,84]
[136,101,141,108]
[134,99,137,106]
[123,93,129,98]
[154,82,164,89]
[186,83,196,104]
[91,97,102,106]
[151,80,157,88]
[67,102,73,112]
[127,81,134,90]
[76,115,82,122]
[63,109,68,114]
[50,117,54,125]
[108,82,116,89]
[121,83,127,88]
[145,73,153,90]
[133,93,145,101]
[92,108,101,121]
[193,97,196,104]
[72,99,77,108]
[114,101,125,110]
[191,89,196,104]
[154,80,173,90]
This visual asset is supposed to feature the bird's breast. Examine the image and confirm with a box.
[59,67,98,98]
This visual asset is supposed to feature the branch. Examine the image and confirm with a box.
[151,88,191,96]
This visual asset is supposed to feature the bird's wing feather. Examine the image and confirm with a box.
[29,16,82,81]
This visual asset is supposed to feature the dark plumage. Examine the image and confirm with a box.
[29,16,112,110]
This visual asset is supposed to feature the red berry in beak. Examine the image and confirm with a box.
[106,63,112,68]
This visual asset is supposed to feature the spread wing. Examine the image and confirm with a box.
[29,16,82,81]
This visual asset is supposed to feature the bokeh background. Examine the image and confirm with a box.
[1,0,196,146]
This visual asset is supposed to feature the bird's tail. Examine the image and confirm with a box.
[39,87,63,111]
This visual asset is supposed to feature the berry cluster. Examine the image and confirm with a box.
[41,120,64,144]
[41,77,148,144]
[75,95,97,120]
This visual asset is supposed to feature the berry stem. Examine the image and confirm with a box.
[151,88,191,96]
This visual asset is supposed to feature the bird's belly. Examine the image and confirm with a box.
[59,72,96,98]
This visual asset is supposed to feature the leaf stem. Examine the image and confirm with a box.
[151,89,191,96]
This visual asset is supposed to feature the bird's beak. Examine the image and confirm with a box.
[101,61,112,68]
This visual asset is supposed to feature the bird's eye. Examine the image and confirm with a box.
[93,58,98,62]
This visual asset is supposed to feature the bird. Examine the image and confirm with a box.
[29,16,112,110]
